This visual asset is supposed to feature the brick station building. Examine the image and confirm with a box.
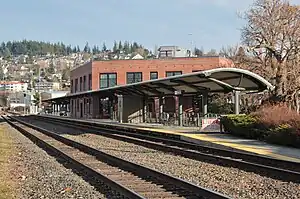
[70,56,233,93]
[69,56,234,120]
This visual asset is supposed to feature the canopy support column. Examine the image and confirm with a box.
[118,95,123,123]
[159,97,164,123]
[202,93,208,118]
[234,91,240,115]
[178,96,183,126]
[143,96,148,123]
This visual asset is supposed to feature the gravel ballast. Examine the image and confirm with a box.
[4,121,112,199]
[23,118,300,199]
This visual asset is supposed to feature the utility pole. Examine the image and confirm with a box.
[24,92,26,115]
[188,33,193,57]
[38,65,42,112]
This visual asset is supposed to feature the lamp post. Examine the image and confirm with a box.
[37,65,42,112]
[188,33,193,57]
[23,92,26,115]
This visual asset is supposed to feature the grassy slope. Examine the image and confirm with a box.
[0,124,15,199]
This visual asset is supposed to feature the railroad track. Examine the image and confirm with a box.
[4,115,230,199]
[29,115,300,183]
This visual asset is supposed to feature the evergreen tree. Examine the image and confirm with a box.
[123,41,129,54]
[118,41,122,51]
[130,43,133,53]
[102,42,107,52]
[2,47,11,59]
[60,42,67,55]
[92,45,99,54]
[113,41,118,53]
[76,45,81,53]
[83,42,91,53]
[0,42,5,50]
[66,45,72,54]
[131,42,139,53]
[72,46,77,53]
[6,41,12,52]
[0,40,151,59]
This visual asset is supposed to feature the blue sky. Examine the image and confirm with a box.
[0,0,299,52]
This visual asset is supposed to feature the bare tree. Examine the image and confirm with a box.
[220,45,248,65]
[219,45,239,59]
[241,0,300,101]
[205,49,218,56]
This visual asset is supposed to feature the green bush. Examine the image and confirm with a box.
[265,124,300,148]
[220,114,266,139]
[221,113,300,148]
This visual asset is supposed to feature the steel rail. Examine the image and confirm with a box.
[4,116,146,199]
[31,115,300,183]
[7,115,230,199]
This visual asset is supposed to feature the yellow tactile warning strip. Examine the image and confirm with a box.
[132,126,300,163]
[135,127,182,135]
[182,134,300,163]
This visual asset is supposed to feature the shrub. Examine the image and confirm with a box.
[221,104,300,148]
[220,114,265,139]
[253,104,300,129]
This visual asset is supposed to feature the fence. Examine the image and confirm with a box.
[146,112,220,127]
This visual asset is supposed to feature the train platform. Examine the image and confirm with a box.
[36,114,300,163]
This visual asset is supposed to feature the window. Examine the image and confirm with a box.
[76,99,79,111]
[80,77,83,91]
[150,72,158,80]
[83,75,86,91]
[87,98,91,114]
[88,73,92,90]
[127,72,142,84]
[166,71,182,77]
[71,80,73,93]
[100,73,117,89]
[75,78,78,93]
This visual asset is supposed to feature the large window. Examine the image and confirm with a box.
[88,73,92,90]
[83,75,86,91]
[76,99,79,111]
[127,72,142,84]
[71,80,73,93]
[166,71,182,77]
[79,77,83,91]
[100,73,117,89]
[75,78,78,93]
[150,72,158,80]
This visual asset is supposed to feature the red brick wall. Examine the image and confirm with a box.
[90,57,234,90]
[70,62,93,93]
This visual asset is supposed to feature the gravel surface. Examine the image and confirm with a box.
[4,120,114,199]
[23,118,300,199]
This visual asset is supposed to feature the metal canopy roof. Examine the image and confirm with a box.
[43,68,275,102]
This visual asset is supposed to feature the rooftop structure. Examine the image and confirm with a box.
[157,46,192,58]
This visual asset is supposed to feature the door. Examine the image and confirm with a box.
[80,103,83,118]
